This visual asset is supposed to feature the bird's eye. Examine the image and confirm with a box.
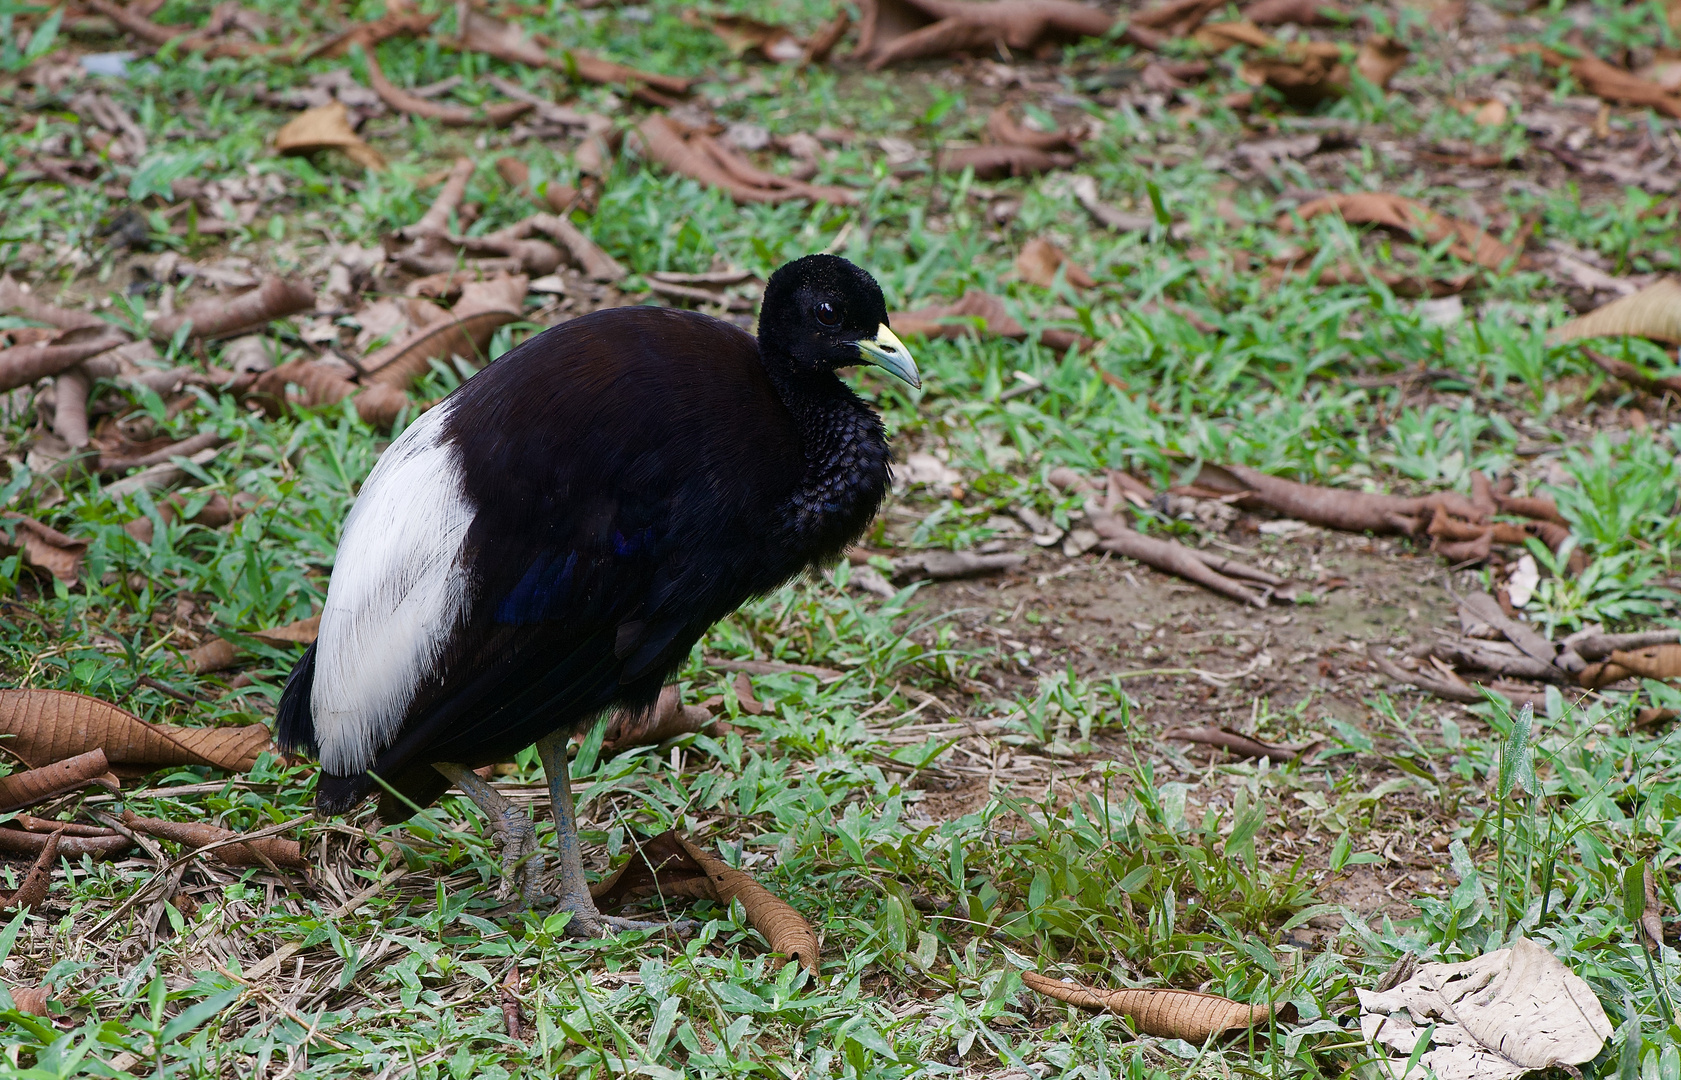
[814,301,841,327]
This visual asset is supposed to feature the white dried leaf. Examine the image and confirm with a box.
[1357,938,1611,1080]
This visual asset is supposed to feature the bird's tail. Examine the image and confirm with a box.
[275,642,319,756]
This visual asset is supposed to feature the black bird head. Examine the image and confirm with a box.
[758,254,920,389]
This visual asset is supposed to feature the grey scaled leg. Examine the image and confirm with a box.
[433,762,546,906]
[534,729,694,938]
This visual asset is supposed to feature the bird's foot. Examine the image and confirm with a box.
[490,809,546,905]
[551,892,700,939]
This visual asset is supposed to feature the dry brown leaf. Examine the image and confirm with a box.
[1187,461,1480,535]
[1282,193,1519,270]
[1047,469,1272,605]
[732,671,766,716]
[1641,864,1665,952]
[592,830,819,972]
[599,685,725,755]
[182,637,237,675]
[524,215,625,281]
[361,276,526,389]
[987,106,1079,152]
[120,812,306,868]
[1453,98,1508,125]
[1242,0,1343,24]
[151,277,316,343]
[1016,238,1095,288]
[273,102,386,171]
[1130,0,1225,36]
[1164,726,1315,761]
[0,749,120,813]
[457,8,692,104]
[304,8,437,59]
[684,10,805,62]
[250,614,320,646]
[1581,348,1681,397]
[895,291,1025,339]
[0,688,270,771]
[1596,644,1681,684]
[854,0,1115,69]
[637,115,859,205]
[85,0,275,58]
[1509,44,1681,120]
[0,512,87,584]
[0,325,128,395]
[252,360,413,429]
[0,827,131,859]
[1239,44,1349,106]
[362,51,532,128]
[0,275,104,330]
[101,431,230,475]
[1023,971,1284,1040]
[804,11,852,62]
[6,985,51,1015]
[1356,35,1408,89]
[635,114,860,205]
[0,830,63,912]
[124,491,241,545]
[1195,19,1278,49]
[1550,278,1681,345]
[939,144,1073,178]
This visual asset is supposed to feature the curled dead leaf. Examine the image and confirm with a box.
[940,144,1073,178]
[1579,643,1681,688]
[637,114,859,205]
[120,812,306,868]
[1023,971,1287,1040]
[249,614,321,647]
[854,0,1115,69]
[0,275,104,330]
[1016,238,1095,289]
[0,325,129,394]
[457,8,692,104]
[0,688,270,771]
[685,10,805,62]
[304,8,437,59]
[1509,44,1681,120]
[1550,278,1681,345]
[274,102,386,171]
[1243,0,1344,24]
[0,749,120,813]
[1358,938,1611,1080]
[0,830,63,912]
[987,106,1079,152]
[593,830,818,971]
[1355,35,1409,89]
[1164,726,1316,762]
[0,826,131,859]
[6,985,51,1015]
[1186,461,1484,535]
[361,277,526,389]
[1,512,87,584]
[598,685,726,755]
[362,51,532,128]
[1282,193,1518,270]
[151,277,316,343]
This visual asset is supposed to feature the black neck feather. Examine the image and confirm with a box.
[772,370,891,560]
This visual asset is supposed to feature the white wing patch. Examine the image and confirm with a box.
[312,399,475,774]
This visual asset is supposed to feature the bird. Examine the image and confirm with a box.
[276,254,918,936]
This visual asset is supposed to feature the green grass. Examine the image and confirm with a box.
[2,0,1681,1075]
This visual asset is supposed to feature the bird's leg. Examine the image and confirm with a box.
[432,762,545,905]
[535,730,693,938]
